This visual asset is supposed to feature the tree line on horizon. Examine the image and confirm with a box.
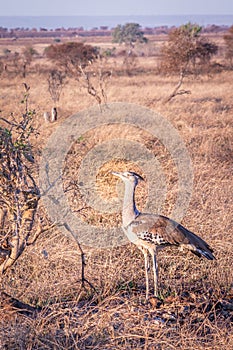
[0,21,230,39]
[1,22,233,77]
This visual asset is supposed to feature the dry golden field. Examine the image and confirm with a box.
[0,34,233,349]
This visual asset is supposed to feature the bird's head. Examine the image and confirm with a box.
[111,171,144,186]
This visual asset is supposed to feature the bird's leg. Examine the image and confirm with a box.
[139,246,150,299]
[144,250,150,300]
[149,248,158,297]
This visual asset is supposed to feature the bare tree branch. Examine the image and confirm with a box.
[63,222,97,294]
[165,72,191,103]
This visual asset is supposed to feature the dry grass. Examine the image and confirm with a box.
[0,34,233,349]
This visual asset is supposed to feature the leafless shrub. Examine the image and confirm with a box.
[78,55,112,106]
[118,49,138,75]
[46,70,66,121]
[1,47,37,77]
[47,70,66,105]
[21,46,38,78]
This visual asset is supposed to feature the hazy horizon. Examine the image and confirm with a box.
[0,14,232,30]
[2,0,233,16]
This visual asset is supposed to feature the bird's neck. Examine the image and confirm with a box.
[122,181,139,227]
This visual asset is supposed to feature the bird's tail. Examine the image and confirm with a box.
[191,246,215,260]
[178,224,216,260]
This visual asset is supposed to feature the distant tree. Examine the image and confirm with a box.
[160,23,218,75]
[224,25,233,66]
[112,23,148,48]
[112,23,148,75]
[44,42,98,75]
[11,52,21,75]
[160,23,218,102]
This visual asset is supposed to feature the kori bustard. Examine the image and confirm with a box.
[112,171,215,299]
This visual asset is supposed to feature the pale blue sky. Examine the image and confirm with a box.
[1,0,233,16]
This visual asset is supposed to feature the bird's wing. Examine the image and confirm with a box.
[127,213,215,260]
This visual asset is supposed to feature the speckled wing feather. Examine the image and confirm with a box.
[127,213,215,260]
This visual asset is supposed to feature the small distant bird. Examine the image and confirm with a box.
[112,171,215,299]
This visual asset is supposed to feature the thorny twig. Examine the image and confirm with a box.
[78,59,112,108]
[63,222,97,294]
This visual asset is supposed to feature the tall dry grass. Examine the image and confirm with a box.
[0,34,232,349]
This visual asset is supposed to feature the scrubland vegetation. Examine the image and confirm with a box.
[0,24,232,349]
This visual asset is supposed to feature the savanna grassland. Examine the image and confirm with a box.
[0,31,233,349]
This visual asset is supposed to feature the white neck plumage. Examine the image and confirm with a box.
[122,179,140,227]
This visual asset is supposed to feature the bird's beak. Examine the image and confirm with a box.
[111,171,121,177]
[111,171,124,180]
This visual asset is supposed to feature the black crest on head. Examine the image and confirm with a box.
[129,172,144,181]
